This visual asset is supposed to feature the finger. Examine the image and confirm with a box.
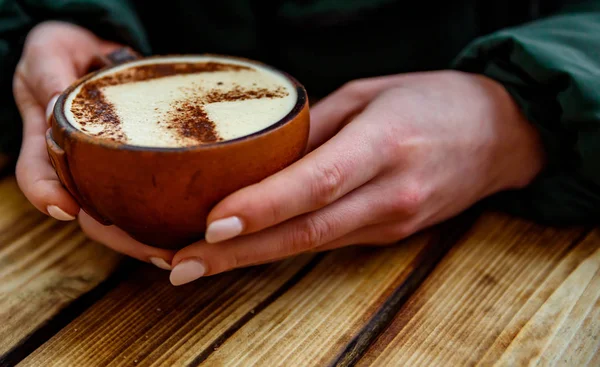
[78,211,175,270]
[307,90,365,152]
[204,115,385,243]
[311,221,415,252]
[17,24,122,107]
[14,77,80,219]
[14,25,123,220]
[307,75,414,151]
[170,183,391,285]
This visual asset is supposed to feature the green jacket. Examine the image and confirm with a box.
[1,0,599,225]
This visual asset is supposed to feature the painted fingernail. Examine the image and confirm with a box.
[205,216,243,243]
[149,257,172,270]
[46,95,59,124]
[47,205,76,221]
[170,258,206,286]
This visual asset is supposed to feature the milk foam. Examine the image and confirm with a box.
[64,56,298,147]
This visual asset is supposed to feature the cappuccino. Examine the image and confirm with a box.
[64,55,298,147]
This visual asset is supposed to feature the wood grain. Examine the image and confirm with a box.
[200,235,429,367]
[17,214,476,367]
[492,230,600,367]
[19,254,318,367]
[4,168,596,367]
[0,177,123,364]
[358,212,596,367]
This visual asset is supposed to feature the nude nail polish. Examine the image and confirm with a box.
[170,258,206,286]
[205,216,243,243]
[47,205,76,221]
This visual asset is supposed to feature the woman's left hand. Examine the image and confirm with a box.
[168,70,546,286]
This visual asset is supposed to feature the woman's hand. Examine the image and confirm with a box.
[13,21,176,267]
[168,70,546,285]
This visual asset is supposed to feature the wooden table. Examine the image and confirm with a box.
[0,174,598,367]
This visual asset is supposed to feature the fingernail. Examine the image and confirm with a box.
[170,258,206,286]
[47,205,76,221]
[149,257,172,270]
[46,95,59,124]
[205,216,243,243]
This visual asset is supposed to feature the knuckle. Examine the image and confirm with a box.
[227,251,244,270]
[340,79,362,94]
[311,161,345,207]
[386,184,426,217]
[23,37,48,60]
[339,79,370,102]
[379,127,421,162]
[289,215,331,251]
[13,63,30,99]
[262,194,283,224]
[398,189,424,216]
[14,60,27,80]
[26,22,62,45]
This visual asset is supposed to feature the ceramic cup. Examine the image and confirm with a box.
[47,48,310,249]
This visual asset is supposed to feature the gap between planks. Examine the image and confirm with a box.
[357,215,596,366]
[329,205,482,367]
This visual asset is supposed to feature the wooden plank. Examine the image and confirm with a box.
[20,243,427,367]
[326,207,480,367]
[17,208,477,367]
[199,236,429,367]
[0,176,123,364]
[357,212,596,366]
[492,230,600,367]
[18,254,318,366]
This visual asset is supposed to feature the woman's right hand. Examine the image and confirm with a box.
[14,21,118,220]
[13,21,176,267]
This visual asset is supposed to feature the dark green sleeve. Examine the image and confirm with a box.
[452,1,600,225]
[0,0,150,157]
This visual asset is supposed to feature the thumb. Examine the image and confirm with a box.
[14,22,123,221]
[42,39,123,124]
[17,22,122,110]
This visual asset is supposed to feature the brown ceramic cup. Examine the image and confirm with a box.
[46,49,310,249]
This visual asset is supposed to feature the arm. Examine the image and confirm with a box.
[453,0,600,224]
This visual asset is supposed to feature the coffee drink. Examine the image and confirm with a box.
[64,55,298,148]
[49,50,309,248]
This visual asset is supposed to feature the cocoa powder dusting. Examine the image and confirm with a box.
[91,62,251,89]
[204,85,287,104]
[70,82,124,142]
[169,102,221,143]
[166,85,289,144]
[70,61,290,145]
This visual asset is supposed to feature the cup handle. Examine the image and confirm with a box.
[46,129,112,225]
[90,47,142,70]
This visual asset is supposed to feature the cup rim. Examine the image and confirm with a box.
[52,53,308,152]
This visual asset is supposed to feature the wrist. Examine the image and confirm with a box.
[477,74,546,194]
